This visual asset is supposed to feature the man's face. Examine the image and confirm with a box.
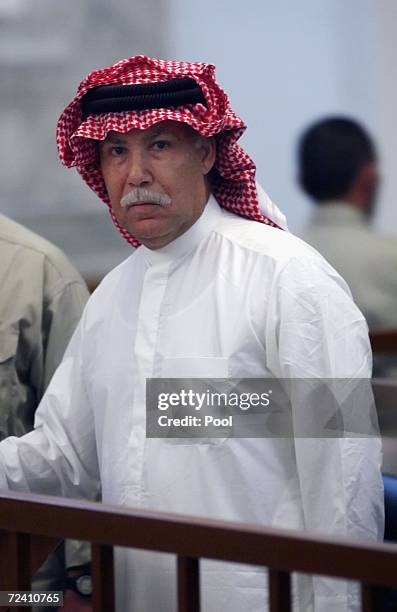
[98,121,216,249]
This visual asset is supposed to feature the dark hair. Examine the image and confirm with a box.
[297,117,376,201]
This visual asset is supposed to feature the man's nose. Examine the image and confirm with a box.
[126,151,152,186]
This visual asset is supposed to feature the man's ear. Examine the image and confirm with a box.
[198,137,216,175]
[356,162,379,204]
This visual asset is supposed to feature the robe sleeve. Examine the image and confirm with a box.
[267,255,384,612]
[0,313,100,501]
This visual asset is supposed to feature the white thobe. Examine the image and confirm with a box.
[0,196,384,611]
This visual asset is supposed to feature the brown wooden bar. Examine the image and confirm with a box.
[0,490,396,609]
[7,531,31,590]
[92,543,115,612]
[0,534,59,612]
[30,535,60,576]
[0,531,9,612]
[369,328,397,353]
[269,569,292,612]
[361,583,378,612]
[0,491,396,588]
[0,531,9,591]
[0,532,31,612]
[177,556,200,612]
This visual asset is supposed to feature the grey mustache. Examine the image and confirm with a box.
[121,189,171,208]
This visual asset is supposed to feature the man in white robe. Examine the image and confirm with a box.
[0,55,384,611]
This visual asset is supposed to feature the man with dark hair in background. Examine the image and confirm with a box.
[299,116,397,330]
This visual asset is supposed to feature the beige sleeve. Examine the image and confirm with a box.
[41,280,90,393]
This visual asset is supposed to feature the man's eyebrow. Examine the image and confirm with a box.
[100,126,179,146]
[144,126,176,140]
[102,134,126,144]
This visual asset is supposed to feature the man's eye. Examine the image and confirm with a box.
[110,146,126,156]
[151,140,170,151]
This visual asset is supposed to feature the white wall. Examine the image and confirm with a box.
[1,1,395,277]
[373,1,397,233]
[0,0,170,276]
[167,0,396,234]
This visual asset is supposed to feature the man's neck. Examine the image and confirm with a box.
[140,195,222,266]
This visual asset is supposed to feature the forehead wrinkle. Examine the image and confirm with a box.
[100,122,192,147]
[142,124,182,142]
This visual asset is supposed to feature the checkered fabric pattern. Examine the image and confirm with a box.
[57,54,278,247]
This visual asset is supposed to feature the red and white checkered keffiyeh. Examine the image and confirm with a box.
[57,54,279,247]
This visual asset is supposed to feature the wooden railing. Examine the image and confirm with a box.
[370,328,397,354]
[0,491,396,611]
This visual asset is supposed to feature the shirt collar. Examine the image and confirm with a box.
[309,201,367,226]
[140,194,223,266]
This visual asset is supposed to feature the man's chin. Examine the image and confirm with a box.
[124,219,171,248]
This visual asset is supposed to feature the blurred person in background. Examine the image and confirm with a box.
[298,116,397,331]
[298,117,397,611]
[0,213,91,608]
